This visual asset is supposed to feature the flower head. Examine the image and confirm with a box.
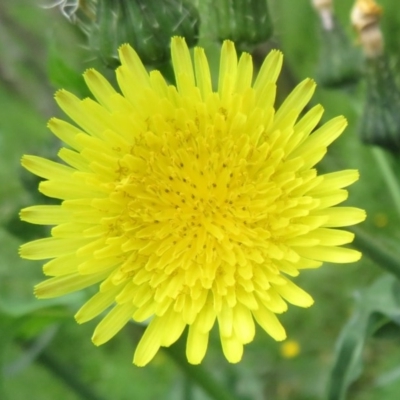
[20,37,366,366]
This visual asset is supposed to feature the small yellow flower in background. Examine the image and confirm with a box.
[373,212,388,228]
[19,37,366,366]
[280,340,301,359]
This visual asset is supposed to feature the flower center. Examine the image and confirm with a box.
[96,106,313,310]
[125,114,267,234]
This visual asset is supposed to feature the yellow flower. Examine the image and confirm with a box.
[19,37,366,366]
[280,340,301,359]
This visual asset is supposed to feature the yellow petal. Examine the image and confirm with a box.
[220,334,243,363]
[253,49,283,92]
[289,104,324,153]
[186,325,209,365]
[55,90,108,138]
[75,285,121,323]
[118,43,150,87]
[20,237,91,260]
[262,288,288,313]
[294,245,362,263]
[48,118,85,151]
[299,228,355,246]
[22,155,75,180]
[273,78,316,130]
[149,70,169,98]
[235,52,253,94]
[92,302,135,345]
[57,148,90,172]
[171,36,196,97]
[78,255,121,274]
[252,304,286,341]
[39,180,106,200]
[275,279,314,308]
[83,68,117,111]
[43,254,80,276]
[51,223,94,238]
[218,40,238,101]
[233,302,255,344]
[20,205,71,225]
[133,298,156,322]
[292,116,347,157]
[315,189,348,209]
[194,47,212,99]
[192,297,216,333]
[160,308,186,346]
[35,271,110,298]
[217,304,233,337]
[316,207,367,227]
[133,317,163,366]
[310,170,360,194]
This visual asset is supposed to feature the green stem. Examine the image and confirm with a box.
[351,226,400,280]
[371,146,400,218]
[0,319,20,400]
[129,323,241,400]
[183,374,193,400]
[22,343,105,400]
[163,337,242,400]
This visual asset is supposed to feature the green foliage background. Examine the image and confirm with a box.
[2,0,400,399]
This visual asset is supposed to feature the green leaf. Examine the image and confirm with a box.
[47,37,89,97]
[328,275,400,400]
[0,228,83,318]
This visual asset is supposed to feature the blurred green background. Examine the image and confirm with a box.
[2,0,400,399]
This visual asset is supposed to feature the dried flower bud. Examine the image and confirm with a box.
[352,0,382,31]
[312,0,333,30]
[351,0,383,58]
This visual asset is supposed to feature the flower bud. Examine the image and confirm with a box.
[41,0,96,32]
[311,0,361,88]
[213,0,273,51]
[359,56,400,151]
[90,0,200,67]
[315,18,362,88]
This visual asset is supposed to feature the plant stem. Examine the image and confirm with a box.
[21,342,105,400]
[0,318,19,400]
[351,225,400,280]
[183,374,193,400]
[163,337,242,400]
[129,323,241,400]
[371,146,400,218]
